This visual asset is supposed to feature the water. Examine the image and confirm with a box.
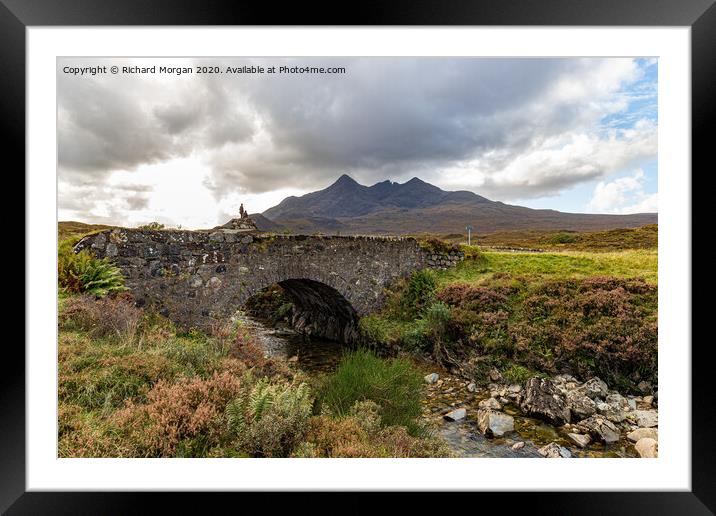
[234,311,346,374]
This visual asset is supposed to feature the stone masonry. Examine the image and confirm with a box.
[75,227,464,343]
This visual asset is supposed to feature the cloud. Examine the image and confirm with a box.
[586,169,657,214]
[57,57,658,224]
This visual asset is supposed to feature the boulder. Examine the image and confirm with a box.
[424,373,439,384]
[627,428,658,443]
[642,395,654,407]
[567,433,592,448]
[632,410,658,428]
[477,409,514,437]
[444,408,466,421]
[575,377,609,400]
[538,442,572,458]
[596,398,628,423]
[634,437,658,458]
[566,391,597,420]
[521,377,571,426]
[576,415,621,444]
[478,397,502,411]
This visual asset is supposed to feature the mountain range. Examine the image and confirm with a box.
[256,174,657,235]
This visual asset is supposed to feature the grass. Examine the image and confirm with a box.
[317,349,425,436]
[435,249,657,286]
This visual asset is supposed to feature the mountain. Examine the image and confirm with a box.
[261,174,657,235]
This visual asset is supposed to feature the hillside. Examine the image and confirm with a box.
[262,174,657,235]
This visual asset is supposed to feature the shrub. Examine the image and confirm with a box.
[137,222,165,230]
[114,371,243,457]
[436,283,511,312]
[418,237,459,254]
[317,349,424,435]
[59,294,142,346]
[400,270,437,318]
[549,232,579,244]
[58,239,127,297]
[225,377,313,457]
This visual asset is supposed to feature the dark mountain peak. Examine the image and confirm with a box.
[406,176,427,185]
[332,173,359,187]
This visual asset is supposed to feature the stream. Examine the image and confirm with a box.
[235,311,635,458]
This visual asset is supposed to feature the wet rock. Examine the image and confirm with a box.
[538,442,572,458]
[575,415,620,444]
[634,437,658,458]
[521,377,571,426]
[566,391,597,420]
[477,409,514,437]
[575,377,609,400]
[567,433,592,448]
[424,373,439,384]
[512,441,525,450]
[478,397,502,411]
[627,428,658,443]
[633,410,658,428]
[596,396,628,423]
[444,408,466,421]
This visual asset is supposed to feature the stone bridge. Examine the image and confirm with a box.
[75,227,464,343]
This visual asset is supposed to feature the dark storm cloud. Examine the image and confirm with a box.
[58,56,655,207]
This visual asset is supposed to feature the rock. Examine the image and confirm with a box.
[521,377,571,426]
[634,437,658,458]
[489,368,503,382]
[627,398,637,411]
[206,276,222,289]
[477,409,514,437]
[424,373,439,384]
[596,399,628,423]
[567,433,592,448]
[467,382,478,393]
[642,395,654,407]
[627,428,658,443]
[444,408,466,421]
[508,384,522,394]
[637,380,653,394]
[576,415,621,443]
[566,391,597,420]
[575,377,609,400]
[287,355,299,363]
[478,397,502,411]
[538,442,572,458]
[633,410,658,428]
[512,441,525,450]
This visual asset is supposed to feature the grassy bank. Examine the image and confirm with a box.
[361,247,658,393]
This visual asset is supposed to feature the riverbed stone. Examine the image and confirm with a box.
[477,409,514,437]
[538,442,572,458]
[634,437,658,458]
[632,410,658,428]
[567,433,592,448]
[627,428,658,443]
[424,373,439,384]
[575,415,620,444]
[444,408,466,421]
[521,377,571,426]
[478,397,502,411]
[566,391,597,420]
[467,382,478,393]
[512,441,525,450]
[576,377,609,400]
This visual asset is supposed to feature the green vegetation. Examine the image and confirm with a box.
[362,246,658,393]
[137,222,165,230]
[58,238,127,297]
[317,349,425,435]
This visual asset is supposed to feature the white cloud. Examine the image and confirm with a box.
[586,169,658,214]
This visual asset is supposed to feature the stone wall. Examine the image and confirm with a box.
[76,228,464,342]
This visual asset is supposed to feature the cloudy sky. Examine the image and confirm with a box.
[58,57,657,229]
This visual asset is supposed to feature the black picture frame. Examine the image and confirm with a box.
[4,0,712,513]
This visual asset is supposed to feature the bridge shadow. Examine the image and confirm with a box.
[243,279,361,345]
